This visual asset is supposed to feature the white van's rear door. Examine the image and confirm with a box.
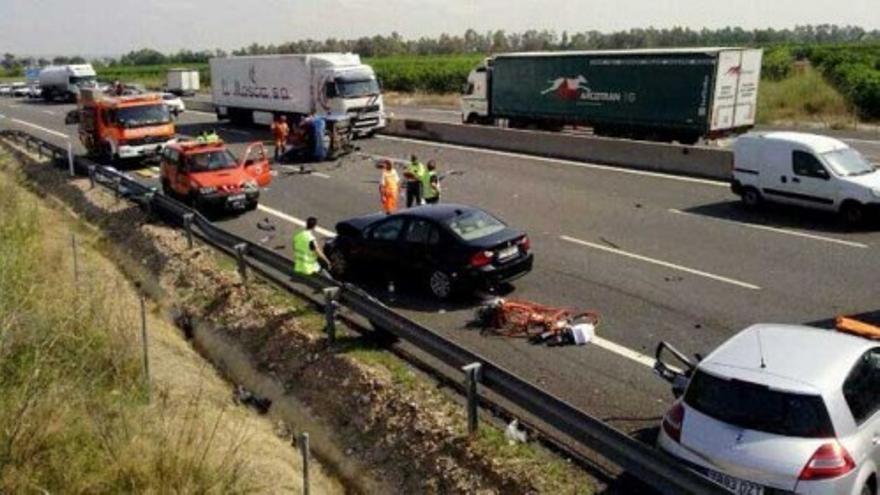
[710,49,763,132]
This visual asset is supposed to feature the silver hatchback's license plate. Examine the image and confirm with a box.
[497,246,518,261]
[705,469,764,495]
[227,193,246,202]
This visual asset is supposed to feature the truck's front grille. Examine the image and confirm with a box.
[348,105,381,115]
[125,135,168,147]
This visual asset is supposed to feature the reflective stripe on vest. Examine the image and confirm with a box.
[293,229,319,275]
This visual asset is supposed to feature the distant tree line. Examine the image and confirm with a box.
[3,24,879,74]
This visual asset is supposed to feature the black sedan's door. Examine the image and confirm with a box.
[360,216,408,276]
[400,218,443,276]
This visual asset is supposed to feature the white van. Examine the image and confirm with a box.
[732,132,880,225]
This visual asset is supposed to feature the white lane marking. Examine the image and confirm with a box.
[312,172,331,179]
[422,108,460,115]
[377,135,727,187]
[220,127,252,136]
[256,204,337,238]
[842,138,880,146]
[559,235,761,290]
[42,110,56,115]
[591,336,656,368]
[668,209,869,249]
[187,109,217,116]
[9,118,70,139]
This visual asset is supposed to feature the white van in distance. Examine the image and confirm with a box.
[731,132,880,225]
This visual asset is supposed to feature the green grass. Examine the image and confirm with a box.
[0,153,252,493]
[757,65,856,126]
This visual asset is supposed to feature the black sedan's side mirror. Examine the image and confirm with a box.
[64,110,80,125]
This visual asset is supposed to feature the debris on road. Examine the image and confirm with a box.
[505,419,528,445]
[474,298,600,346]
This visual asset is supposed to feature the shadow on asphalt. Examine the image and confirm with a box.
[805,309,880,329]
[682,200,879,233]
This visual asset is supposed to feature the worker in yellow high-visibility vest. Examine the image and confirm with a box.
[292,217,331,276]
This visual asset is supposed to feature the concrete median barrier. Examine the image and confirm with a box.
[382,119,733,181]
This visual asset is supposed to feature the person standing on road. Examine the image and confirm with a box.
[404,154,426,208]
[292,217,331,276]
[422,160,441,204]
[379,160,400,214]
[271,115,290,162]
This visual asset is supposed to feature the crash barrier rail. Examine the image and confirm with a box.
[0,128,727,495]
[382,118,734,181]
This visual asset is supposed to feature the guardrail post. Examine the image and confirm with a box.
[182,213,194,249]
[88,165,96,188]
[322,287,340,344]
[462,362,482,436]
[67,141,74,177]
[142,190,155,219]
[113,176,121,202]
[298,432,310,495]
[234,243,248,283]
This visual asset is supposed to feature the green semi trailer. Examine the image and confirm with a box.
[460,48,763,144]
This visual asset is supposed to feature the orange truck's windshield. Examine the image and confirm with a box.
[187,150,238,172]
[113,104,171,128]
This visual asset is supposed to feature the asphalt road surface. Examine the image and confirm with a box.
[2,96,879,442]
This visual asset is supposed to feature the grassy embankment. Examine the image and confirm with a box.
[757,65,857,126]
[0,150,332,493]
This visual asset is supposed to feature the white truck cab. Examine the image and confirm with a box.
[461,58,491,124]
[732,132,880,225]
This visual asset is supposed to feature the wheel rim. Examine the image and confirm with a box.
[744,189,759,206]
[430,271,451,298]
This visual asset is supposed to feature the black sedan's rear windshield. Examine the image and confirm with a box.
[684,370,834,438]
[446,210,505,241]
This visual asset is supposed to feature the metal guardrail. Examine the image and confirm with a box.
[0,128,727,495]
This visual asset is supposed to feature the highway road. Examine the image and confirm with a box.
[2,96,879,443]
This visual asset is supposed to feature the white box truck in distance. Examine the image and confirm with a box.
[210,53,385,136]
[39,64,97,102]
[166,68,200,96]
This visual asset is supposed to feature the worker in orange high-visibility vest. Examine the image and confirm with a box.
[270,115,290,162]
[379,160,400,214]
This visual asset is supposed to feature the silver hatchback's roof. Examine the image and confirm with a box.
[699,324,876,395]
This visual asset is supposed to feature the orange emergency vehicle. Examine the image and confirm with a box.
[160,139,272,211]
[75,88,176,161]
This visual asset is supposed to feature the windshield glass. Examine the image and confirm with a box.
[115,104,171,128]
[684,370,834,438]
[823,148,875,177]
[71,76,96,87]
[187,150,238,172]
[337,79,380,98]
[447,210,506,241]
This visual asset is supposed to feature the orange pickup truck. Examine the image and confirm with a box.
[160,139,271,211]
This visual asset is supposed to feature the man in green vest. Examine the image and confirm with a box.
[404,154,427,208]
[292,217,331,276]
[422,160,441,204]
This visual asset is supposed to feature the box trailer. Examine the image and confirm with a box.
[210,53,385,136]
[461,48,763,144]
[166,68,200,96]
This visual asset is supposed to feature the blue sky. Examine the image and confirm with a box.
[2,0,879,56]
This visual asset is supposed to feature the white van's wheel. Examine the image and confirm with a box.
[841,201,865,227]
[741,187,762,208]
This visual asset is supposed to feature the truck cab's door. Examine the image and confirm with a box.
[461,67,489,123]
[78,107,97,151]
[161,148,186,195]
[241,142,272,187]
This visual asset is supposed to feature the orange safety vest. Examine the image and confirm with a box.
[380,169,400,213]
[271,122,289,144]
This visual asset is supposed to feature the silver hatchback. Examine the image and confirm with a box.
[658,324,880,495]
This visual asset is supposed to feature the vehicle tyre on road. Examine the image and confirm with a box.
[741,187,763,209]
[428,269,454,300]
[840,200,866,228]
[328,248,350,279]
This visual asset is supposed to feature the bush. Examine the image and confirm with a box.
[762,48,794,81]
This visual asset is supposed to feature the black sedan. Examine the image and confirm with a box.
[326,204,533,299]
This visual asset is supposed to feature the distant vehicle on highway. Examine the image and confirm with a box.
[160,139,271,212]
[326,204,533,299]
[657,324,880,495]
[165,68,200,96]
[461,48,763,144]
[210,53,386,137]
[161,92,186,116]
[39,64,97,102]
[11,82,29,97]
[0,84,11,97]
[732,132,880,225]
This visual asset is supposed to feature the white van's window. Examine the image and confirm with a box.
[823,148,875,177]
[792,151,829,179]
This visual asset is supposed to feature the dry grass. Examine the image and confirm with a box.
[758,66,858,128]
[0,154,265,493]
[382,91,460,108]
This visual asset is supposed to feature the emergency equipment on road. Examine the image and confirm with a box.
[475,298,600,346]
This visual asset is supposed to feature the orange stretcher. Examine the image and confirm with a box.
[476,298,600,341]
[836,316,880,340]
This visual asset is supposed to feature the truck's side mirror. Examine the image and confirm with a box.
[324,81,338,98]
[65,110,80,125]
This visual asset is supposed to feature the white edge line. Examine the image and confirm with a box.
[187,109,217,116]
[377,135,728,187]
[9,118,70,139]
[591,336,657,368]
[257,204,336,238]
[559,235,761,290]
[668,209,869,249]
[311,172,331,179]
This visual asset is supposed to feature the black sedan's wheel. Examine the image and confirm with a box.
[428,270,454,300]
[329,248,349,279]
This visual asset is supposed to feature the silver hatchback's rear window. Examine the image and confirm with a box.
[684,370,834,438]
